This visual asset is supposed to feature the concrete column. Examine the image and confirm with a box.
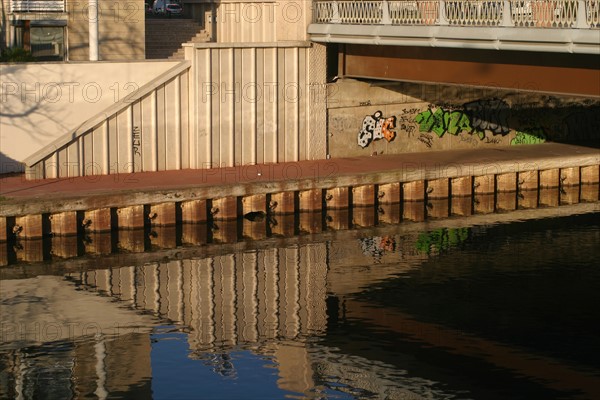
[181,200,208,223]
[560,167,580,186]
[0,217,7,242]
[451,177,472,197]
[211,197,239,220]
[299,189,322,211]
[581,165,599,184]
[117,205,145,229]
[496,173,517,192]
[49,211,79,236]
[89,0,99,61]
[149,203,177,226]
[15,215,45,239]
[325,187,350,209]
[352,185,375,206]
[402,180,425,201]
[83,208,112,232]
[270,192,296,214]
[539,169,560,188]
[242,194,267,214]
[378,183,400,204]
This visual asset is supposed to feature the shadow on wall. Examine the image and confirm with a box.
[368,80,600,148]
[0,152,25,174]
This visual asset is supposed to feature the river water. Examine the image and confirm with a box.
[1,206,599,399]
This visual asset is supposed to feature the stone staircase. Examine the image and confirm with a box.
[145,18,210,60]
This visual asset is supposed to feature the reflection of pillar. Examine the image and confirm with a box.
[188,259,215,347]
[214,255,237,345]
[302,244,328,334]
[279,248,300,338]
[274,342,314,395]
[237,252,258,343]
[94,337,108,400]
[259,249,280,339]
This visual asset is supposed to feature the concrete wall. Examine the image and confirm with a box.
[215,0,310,43]
[66,0,145,61]
[0,60,184,174]
[328,79,600,158]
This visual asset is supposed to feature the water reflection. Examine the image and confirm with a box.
[1,208,599,399]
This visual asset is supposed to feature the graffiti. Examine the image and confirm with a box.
[463,98,510,136]
[359,236,396,262]
[414,108,473,138]
[358,111,397,148]
[359,100,372,106]
[510,128,546,146]
[418,133,434,148]
[132,126,141,156]
[415,228,471,255]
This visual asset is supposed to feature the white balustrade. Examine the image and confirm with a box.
[312,0,599,28]
[10,0,65,12]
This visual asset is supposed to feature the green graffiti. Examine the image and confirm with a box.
[415,108,474,138]
[415,227,471,255]
[510,129,547,146]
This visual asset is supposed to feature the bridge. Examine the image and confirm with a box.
[308,0,600,96]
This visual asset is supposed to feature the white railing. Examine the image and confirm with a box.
[338,1,384,24]
[389,1,440,24]
[10,0,65,12]
[446,0,503,26]
[312,0,600,28]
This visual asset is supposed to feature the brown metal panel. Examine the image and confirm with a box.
[342,45,600,97]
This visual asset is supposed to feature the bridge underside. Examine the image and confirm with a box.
[335,44,600,98]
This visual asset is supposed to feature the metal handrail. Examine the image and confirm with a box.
[312,0,599,28]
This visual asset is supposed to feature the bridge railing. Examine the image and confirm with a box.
[312,0,600,28]
[10,0,65,12]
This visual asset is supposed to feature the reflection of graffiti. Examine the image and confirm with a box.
[464,99,510,136]
[358,111,397,148]
[415,108,473,138]
[359,236,396,261]
[415,228,470,255]
[511,128,546,146]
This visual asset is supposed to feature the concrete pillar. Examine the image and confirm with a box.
[84,232,113,255]
[270,214,295,236]
[580,165,599,184]
[496,173,517,192]
[299,212,322,234]
[242,218,267,240]
[518,190,538,209]
[15,215,46,239]
[0,243,7,266]
[211,220,238,243]
[117,205,146,229]
[403,201,425,221]
[560,186,579,205]
[180,200,207,223]
[150,226,177,248]
[474,175,495,214]
[496,192,517,211]
[50,236,79,258]
[324,187,350,209]
[242,194,267,215]
[426,179,449,199]
[560,167,580,186]
[518,170,538,190]
[378,203,401,224]
[16,240,44,262]
[149,203,177,226]
[402,181,425,201]
[299,189,322,211]
[451,177,472,197]
[352,185,375,206]
[580,184,599,202]
[325,209,350,230]
[426,199,449,219]
[211,197,239,220]
[49,211,79,236]
[352,206,375,227]
[451,197,472,216]
[0,217,7,242]
[182,222,208,245]
[474,175,495,194]
[270,192,296,214]
[539,169,560,188]
[474,194,495,214]
[118,229,146,252]
[83,208,113,232]
[378,183,400,204]
[539,188,559,207]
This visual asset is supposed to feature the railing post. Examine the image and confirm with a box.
[439,0,449,25]
[576,0,588,28]
[332,1,341,23]
[382,0,392,24]
[502,0,512,26]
